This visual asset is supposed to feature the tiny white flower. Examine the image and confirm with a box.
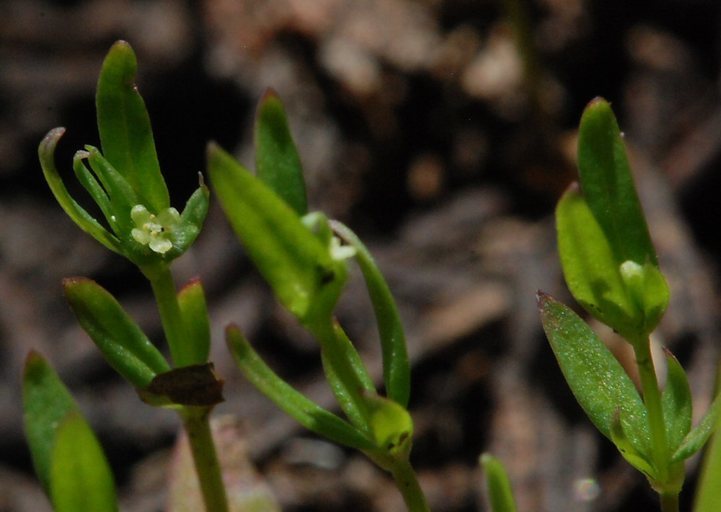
[130,204,180,254]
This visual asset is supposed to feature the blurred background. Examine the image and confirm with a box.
[3,0,721,510]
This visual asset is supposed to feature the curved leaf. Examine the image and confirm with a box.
[39,128,121,254]
[331,220,410,407]
[225,325,375,451]
[480,454,517,512]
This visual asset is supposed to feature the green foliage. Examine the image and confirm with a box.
[481,453,517,512]
[177,278,212,365]
[558,98,669,343]
[50,412,118,512]
[96,40,168,213]
[543,97,721,510]
[209,83,426,509]
[331,220,411,407]
[538,293,651,467]
[694,405,721,511]
[37,38,430,512]
[39,40,208,267]
[23,352,117,510]
[23,352,79,491]
[672,391,721,463]
[255,89,308,215]
[662,352,692,454]
[207,143,347,325]
[225,325,375,451]
[63,277,170,388]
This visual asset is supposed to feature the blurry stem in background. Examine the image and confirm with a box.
[387,457,430,512]
[502,0,543,118]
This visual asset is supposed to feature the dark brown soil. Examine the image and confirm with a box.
[3,1,721,510]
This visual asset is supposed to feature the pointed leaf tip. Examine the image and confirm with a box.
[260,87,281,102]
[536,290,550,307]
[254,90,308,214]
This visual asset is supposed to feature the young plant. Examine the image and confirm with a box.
[539,98,721,511]
[34,40,227,511]
[28,40,429,511]
[208,89,428,511]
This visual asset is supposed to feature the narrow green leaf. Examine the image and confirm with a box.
[225,325,375,451]
[662,350,692,453]
[577,98,657,267]
[63,277,170,388]
[538,293,650,455]
[72,151,115,231]
[331,220,410,407]
[84,146,139,237]
[96,40,169,212]
[694,403,721,511]
[316,321,376,432]
[672,390,721,463]
[177,278,211,364]
[22,351,79,492]
[39,128,121,254]
[50,412,117,512]
[480,453,517,512]
[208,142,345,323]
[255,89,308,215]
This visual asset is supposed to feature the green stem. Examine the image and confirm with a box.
[145,264,228,510]
[310,317,375,432]
[634,338,671,482]
[388,457,430,512]
[145,264,192,367]
[180,407,229,512]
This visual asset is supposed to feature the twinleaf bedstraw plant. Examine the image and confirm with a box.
[26,40,430,511]
[32,41,223,511]
[208,91,428,511]
[539,98,721,511]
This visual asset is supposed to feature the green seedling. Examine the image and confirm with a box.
[540,98,721,511]
[209,89,426,510]
[35,40,226,511]
[28,40,428,511]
